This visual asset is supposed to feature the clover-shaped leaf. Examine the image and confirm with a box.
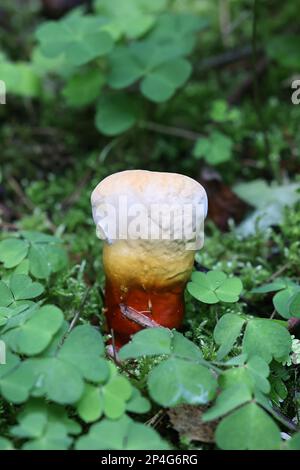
[125,388,150,414]
[58,324,108,382]
[0,274,44,308]
[36,15,113,67]
[148,12,208,54]
[95,93,140,136]
[28,357,84,404]
[119,327,172,360]
[203,383,252,422]
[108,42,192,103]
[273,286,300,319]
[220,357,270,395]
[214,313,245,360]
[120,328,211,407]
[148,357,217,407]
[289,291,300,317]
[62,68,105,108]
[187,271,243,304]
[95,0,167,40]
[10,400,79,450]
[75,415,169,450]
[0,232,67,279]
[0,353,36,404]
[215,402,281,450]
[119,327,202,361]
[77,376,131,422]
[2,305,64,356]
[0,238,29,268]
[252,279,300,319]
[27,325,108,404]
[193,131,233,165]
[242,318,292,363]
[76,362,150,423]
[140,58,192,102]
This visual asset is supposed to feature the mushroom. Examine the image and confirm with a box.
[91,170,207,347]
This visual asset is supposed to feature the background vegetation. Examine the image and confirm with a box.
[0,0,299,450]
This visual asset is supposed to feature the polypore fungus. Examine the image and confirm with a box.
[91,170,207,347]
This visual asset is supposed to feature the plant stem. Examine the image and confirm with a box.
[252,0,279,181]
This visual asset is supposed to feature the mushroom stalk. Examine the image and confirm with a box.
[91,170,207,347]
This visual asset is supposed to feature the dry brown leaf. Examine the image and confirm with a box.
[168,404,218,443]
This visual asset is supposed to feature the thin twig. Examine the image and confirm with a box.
[267,263,289,282]
[120,304,160,328]
[198,45,257,71]
[7,176,57,233]
[140,121,202,141]
[110,328,118,363]
[7,176,35,211]
[146,410,166,428]
[251,0,272,177]
[270,309,276,319]
[67,288,91,334]
[219,0,231,47]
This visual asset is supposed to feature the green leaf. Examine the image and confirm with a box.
[172,330,203,361]
[11,411,47,438]
[289,292,300,317]
[3,305,64,356]
[108,47,144,89]
[0,238,29,268]
[0,281,14,307]
[1,303,38,334]
[9,274,44,301]
[28,244,51,279]
[203,383,252,422]
[148,357,217,407]
[216,277,244,302]
[234,180,300,236]
[58,324,108,382]
[119,327,172,360]
[62,68,105,107]
[95,93,138,136]
[148,12,207,52]
[0,437,14,450]
[0,356,36,404]
[36,15,113,66]
[140,58,192,102]
[0,61,41,98]
[214,314,245,360]
[242,318,292,363]
[14,259,30,275]
[95,0,166,39]
[287,432,300,450]
[42,244,68,273]
[251,280,288,294]
[246,356,270,393]
[22,422,72,450]
[126,388,151,414]
[219,366,255,392]
[75,415,169,450]
[216,402,281,450]
[77,384,104,423]
[193,131,233,165]
[15,399,81,439]
[187,271,243,305]
[273,286,300,319]
[29,357,84,404]
[102,375,132,419]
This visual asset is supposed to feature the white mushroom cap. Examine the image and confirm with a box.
[91,170,207,248]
